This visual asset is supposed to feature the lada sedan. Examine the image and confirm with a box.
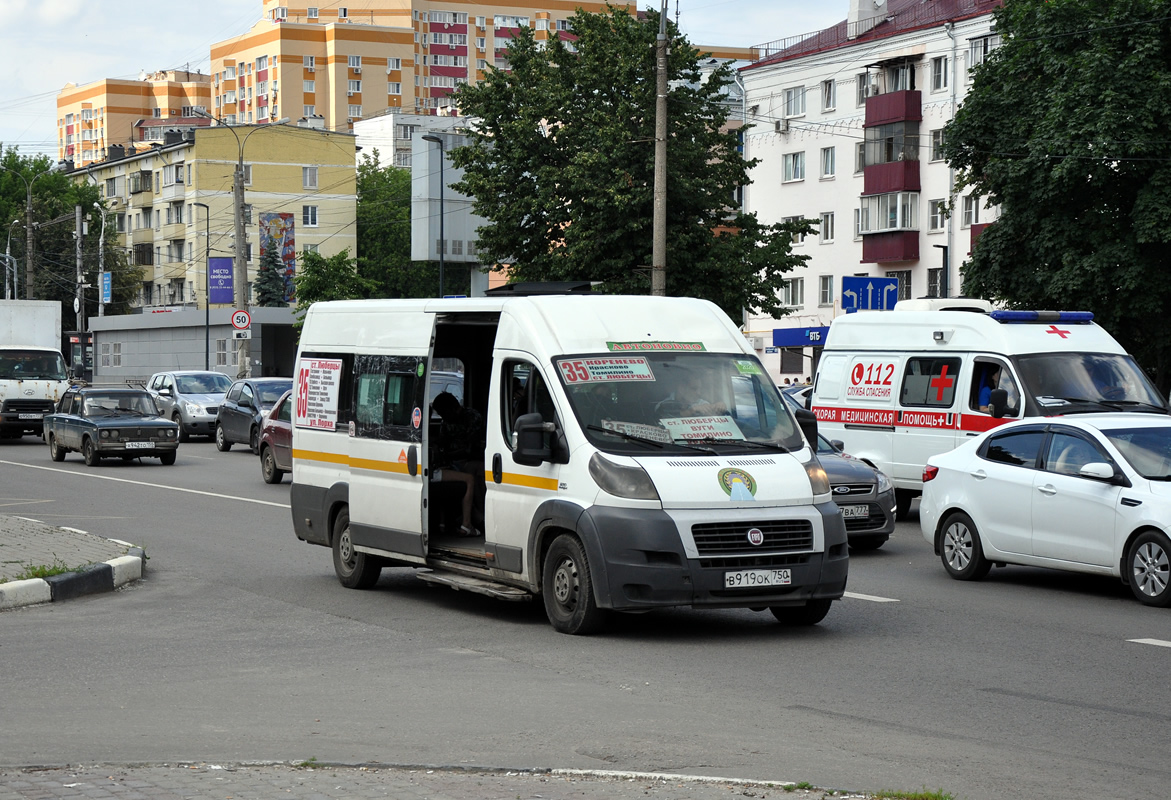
[921,414,1171,606]
[44,387,179,466]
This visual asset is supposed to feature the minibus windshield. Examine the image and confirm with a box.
[1015,353,1166,413]
[556,353,804,454]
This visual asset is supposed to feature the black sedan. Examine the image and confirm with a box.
[43,387,179,466]
[816,433,896,551]
[216,377,293,453]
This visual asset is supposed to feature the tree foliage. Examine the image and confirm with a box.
[356,151,418,295]
[292,248,373,329]
[943,0,1171,390]
[0,146,142,324]
[254,237,289,307]
[449,5,809,319]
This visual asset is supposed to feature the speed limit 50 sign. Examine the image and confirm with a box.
[231,309,251,330]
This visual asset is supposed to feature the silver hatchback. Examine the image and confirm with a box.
[146,370,233,442]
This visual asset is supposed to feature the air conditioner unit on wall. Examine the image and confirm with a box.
[353,67,361,73]
[347,91,354,97]
[775,118,789,134]
[749,336,765,350]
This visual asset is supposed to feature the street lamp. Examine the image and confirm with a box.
[191,110,289,377]
[0,160,64,300]
[421,134,446,297]
[193,202,211,370]
[4,219,19,300]
[93,202,107,317]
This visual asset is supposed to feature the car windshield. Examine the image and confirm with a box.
[176,373,233,395]
[0,351,68,381]
[1104,426,1171,479]
[557,352,803,454]
[83,393,158,417]
[1015,353,1165,412]
[258,381,292,404]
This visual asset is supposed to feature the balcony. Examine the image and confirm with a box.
[970,222,991,254]
[131,227,156,245]
[863,160,920,197]
[161,222,186,240]
[861,231,919,264]
[865,90,922,127]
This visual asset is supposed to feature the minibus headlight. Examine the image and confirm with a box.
[589,453,660,501]
[803,455,831,496]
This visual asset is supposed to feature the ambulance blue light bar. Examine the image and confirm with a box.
[989,310,1095,324]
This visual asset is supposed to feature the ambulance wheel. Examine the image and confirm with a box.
[542,533,606,635]
[770,598,833,626]
[940,511,991,581]
[895,489,915,521]
[332,508,381,589]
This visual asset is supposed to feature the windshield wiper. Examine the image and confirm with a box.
[682,436,791,453]
[1037,396,1116,413]
[586,424,664,449]
[1093,400,1169,413]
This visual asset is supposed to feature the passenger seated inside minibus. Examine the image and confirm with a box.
[430,391,485,538]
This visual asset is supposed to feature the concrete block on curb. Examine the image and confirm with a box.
[45,562,114,601]
[0,579,52,610]
[109,555,143,587]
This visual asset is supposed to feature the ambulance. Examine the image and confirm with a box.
[289,288,849,635]
[810,299,1168,519]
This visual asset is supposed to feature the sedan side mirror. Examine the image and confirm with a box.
[830,439,845,452]
[158,387,172,397]
[1080,461,1131,487]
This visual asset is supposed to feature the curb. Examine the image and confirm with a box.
[0,543,145,611]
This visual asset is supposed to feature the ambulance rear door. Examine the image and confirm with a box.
[890,353,964,485]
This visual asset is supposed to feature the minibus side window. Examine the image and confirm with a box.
[502,359,558,450]
[900,357,962,408]
[352,354,423,441]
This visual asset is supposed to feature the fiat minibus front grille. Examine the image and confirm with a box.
[691,519,814,554]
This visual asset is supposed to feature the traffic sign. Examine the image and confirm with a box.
[842,276,899,313]
[231,309,251,330]
[233,329,252,340]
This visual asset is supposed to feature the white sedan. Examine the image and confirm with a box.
[921,413,1171,607]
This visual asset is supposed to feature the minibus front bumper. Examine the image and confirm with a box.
[575,502,848,611]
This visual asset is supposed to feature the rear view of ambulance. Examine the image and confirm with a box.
[290,291,848,634]
[812,300,1167,518]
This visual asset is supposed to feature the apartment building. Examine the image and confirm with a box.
[740,0,1001,381]
[57,71,213,168]
[73,123,356,311]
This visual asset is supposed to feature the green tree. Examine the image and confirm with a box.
[1,146,142,323]
[943,0,1171,390]
[448,5,809,319]
[292,248,373,330]
[254,236,290,307]
[355,150,420,295]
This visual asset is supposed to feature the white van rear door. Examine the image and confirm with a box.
[891,354,963,483]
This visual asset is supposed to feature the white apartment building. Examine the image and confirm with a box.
[741,0,1002,382]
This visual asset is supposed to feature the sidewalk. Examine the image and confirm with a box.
[0,763,858,800]
[0,514,145,610]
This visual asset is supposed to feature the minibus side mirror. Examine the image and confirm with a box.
[513,412,554,467]
[794,407,818,446]
[989,388,1008,418]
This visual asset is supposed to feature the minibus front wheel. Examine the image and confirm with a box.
[332,507,381,590]
[542,533,606,635]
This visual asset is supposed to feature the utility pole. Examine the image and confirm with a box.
[96,203,106,317]
[74,205,84,332]
[650,0,669,297]
[233,154,249,378]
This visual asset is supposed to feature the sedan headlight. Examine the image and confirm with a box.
[182,401,202,415]
[100,429,111,439]
[803,454,831,496]
[165,428,176,438]
[589,453,660,501]
[876,470,893,494]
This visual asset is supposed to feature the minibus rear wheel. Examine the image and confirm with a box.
[332,507,381,589]
[542,533,606,635]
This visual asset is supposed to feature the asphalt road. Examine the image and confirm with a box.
[2,433,1170,800]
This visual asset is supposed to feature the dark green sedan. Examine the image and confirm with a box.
[43,387,180,466]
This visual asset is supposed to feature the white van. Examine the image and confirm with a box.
[290,291,848,634]
[811,300,1168,518]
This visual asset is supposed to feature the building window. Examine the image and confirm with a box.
[819,212,835,244]
[273,6,287,20]
[303,80,315,92]
[887,63,913,92]
[969,34,1001,72]
[782,152,805,182]
[962,195,981,227]
[303,166,318,189]
[782,277,805,308]
[304,104,315,117]
[855,141,865,173]
[348,55,361,69]
[820,146,835,178]
[929,199,947,231]
[927,268,942,298]
[858,192,919,234]
[256,56,268,71]
[821,79,836,111]
[930,129,945,161]
[865,121,920,166]
[856,72,869,106]
[889,269,912,301]
[303,243,319,254]
[303,205,318,226]
[388,58,401,70]
[782,216,806,246]
[784,86,805,118]
[931,56,949,91]
[216,339,238,367]
[819,275,834,306]
[348,105,363,118]
[853,208,862,240]
[388,83,401,95]
[338,7,348,19]
[348,80,362,93]
[308,7,318,18]
[304,55,315,68]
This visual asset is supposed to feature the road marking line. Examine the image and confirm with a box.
[844,591,900,603]
[0,460,290,509]
[1127,638,1171,649]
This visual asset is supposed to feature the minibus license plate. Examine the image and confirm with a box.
[724,568,791,589]
[124,441,152,449]
[841,505,869,519]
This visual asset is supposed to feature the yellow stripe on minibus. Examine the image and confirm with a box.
[488,470,559,491]
[293,448,413,475]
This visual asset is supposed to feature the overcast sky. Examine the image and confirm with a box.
[0,0,845,159]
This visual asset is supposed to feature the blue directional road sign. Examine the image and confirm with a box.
[842,276,899,313]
